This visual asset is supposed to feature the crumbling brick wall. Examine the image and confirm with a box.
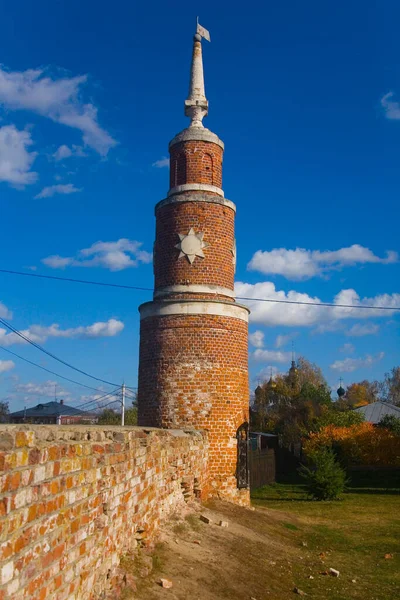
[0,425,208,600]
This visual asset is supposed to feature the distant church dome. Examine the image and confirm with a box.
[337,385,345,398]
[267,376,276,389]
[289,362,298,377]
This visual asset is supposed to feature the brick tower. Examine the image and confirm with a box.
[137,26,250,505]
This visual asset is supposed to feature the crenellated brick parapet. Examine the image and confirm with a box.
[0,425,208,600]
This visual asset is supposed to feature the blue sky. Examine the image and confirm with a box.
[0,0,399,411]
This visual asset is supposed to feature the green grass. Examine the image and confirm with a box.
[251,471,400,600]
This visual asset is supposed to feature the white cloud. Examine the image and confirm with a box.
[0,125,38,186]
[235,281,400,328]
[35,183,82,199]
[53,144,87,161]
[275,333,297,348]
[0,301,12,319]
[330,352,384,373]
[381,92,400,120]
[312,322,345,335]
[53,144,72,161]
[0,360,15,374]
[339,343,355,354]
[14,380,70,398]
[42,238,152,271]
[152,157,169,168]
[41,255,73,268]
[247,245,398,281]
[252,349,292,363]
[346,323,379,337]
[255,365,280,383]
[249,330,264,348]
[0,318,124,347]
[0,67,117,155]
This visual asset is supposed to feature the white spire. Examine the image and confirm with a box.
[185,32,209,127]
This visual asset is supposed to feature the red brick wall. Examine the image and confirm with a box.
[169,140,223,189]
[138,314,249,504]
[154,201,235,294]
[139,121,250,506]
[0,426,208,600]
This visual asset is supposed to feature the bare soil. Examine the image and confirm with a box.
[120,500,322,600]
[118,472,399,600]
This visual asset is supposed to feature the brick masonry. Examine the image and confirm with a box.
[139,102,250,505]
[0,425,208,600]
[138,314,249,504]
[154,199,235,294]
[169,140,223,189]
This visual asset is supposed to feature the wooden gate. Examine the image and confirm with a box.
[249,448,276,489]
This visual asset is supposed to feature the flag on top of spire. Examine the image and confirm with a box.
[196,19,211,42]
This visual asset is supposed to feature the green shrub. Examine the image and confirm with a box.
[377,414,400,436]
[299,447,347,500]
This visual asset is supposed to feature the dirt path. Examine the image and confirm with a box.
[121,501,308,600]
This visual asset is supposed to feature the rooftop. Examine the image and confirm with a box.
[354,401,400,424]
[9,401,94,419]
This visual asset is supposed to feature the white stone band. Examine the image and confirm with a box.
[169,127,224,150]
[168,183,224,198]
[139,300,249,322]
[156,192,236,213]
[154,284,235,299]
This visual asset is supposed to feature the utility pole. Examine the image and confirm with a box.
[121,383,125,426]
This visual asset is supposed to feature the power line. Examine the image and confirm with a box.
[92,396,123,413]
[0,316,125,388]
[0,345,116,394]
[0,268,151,292]
[73,388,121,411]
[236,296,400,311]
[0,267,399,311]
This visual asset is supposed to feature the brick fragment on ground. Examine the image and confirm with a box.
[200,514,211,524]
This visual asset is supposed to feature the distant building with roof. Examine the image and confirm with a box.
[9,399,98,425]
[354,400,400,425]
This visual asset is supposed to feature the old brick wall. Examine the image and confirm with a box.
[0,425,208,600]
[138,313,250,505]
[154,199,235,293]
[169,140,223,189]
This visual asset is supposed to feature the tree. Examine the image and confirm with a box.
[299,447,347,500]
[124,407,138,426]
[380,367,400,406]
[312,406,364,431]
[251,357,333,444]
[377,414,400,436]
[0,400,9,423]
[344,380,379,408]
[296,357,328,390]
[97,405,138,426]
[98,409,121,425]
